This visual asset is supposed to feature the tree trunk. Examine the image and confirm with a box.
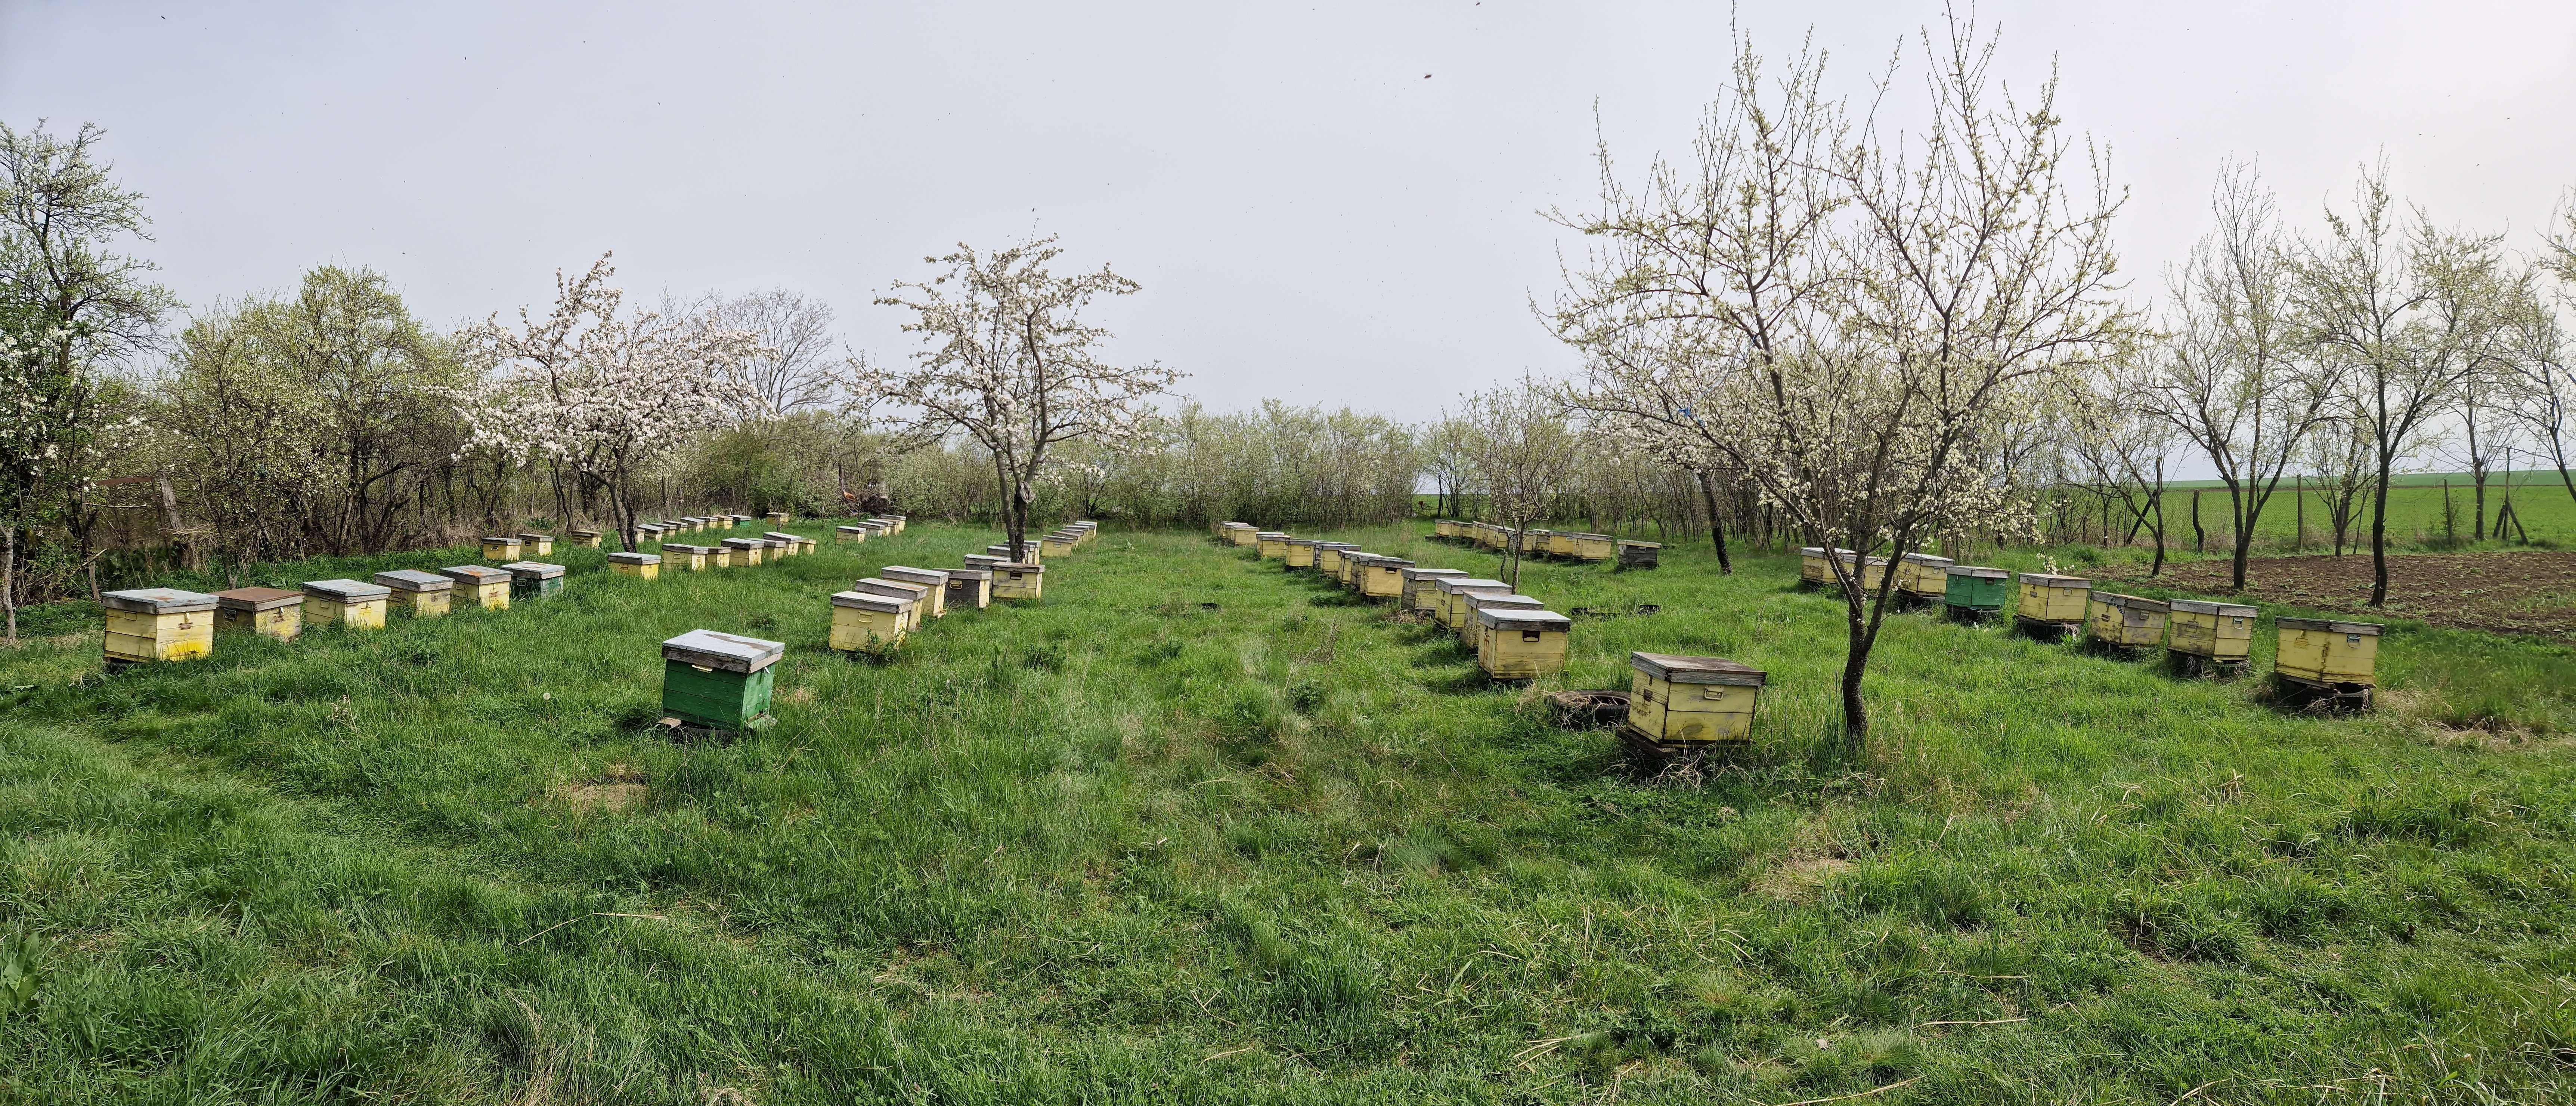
[2189,491,2205,553]
[2149,490,2166,578]
[1694,470,1732,574]
[3,523,15,645]
[1840,611,1871,750]
[2368,455,2394,606]
[2293,477,2304,554]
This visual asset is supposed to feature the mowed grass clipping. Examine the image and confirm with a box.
[3,523,2576,1103]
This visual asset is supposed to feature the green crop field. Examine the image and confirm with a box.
[7,523,2576,1103]
[2120,481,2576,551]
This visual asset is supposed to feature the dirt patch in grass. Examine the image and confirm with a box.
[562,763,648,813]
[2114,551,2576,639]
[1750,857,1853,902]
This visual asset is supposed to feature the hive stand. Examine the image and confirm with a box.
[659,629,784,737]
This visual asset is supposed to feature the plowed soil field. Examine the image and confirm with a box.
[2121,551,2576,638]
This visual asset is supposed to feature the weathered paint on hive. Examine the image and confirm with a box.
[101,588,219,665]
[2015,574,2092,622]
[502,562,565,599]
[1399,567,1468,611]
[2168,599,2258,661]
[1256,532,1291,559]
[302,580,390,630]
[880,567,951,618]
[1284,539,1317,568]
[1942,566,2010,611]
[1624,653,1766,745]
[831,591,909,652]
[849,578,931,629]
[1565,533,1616,561]
[991,563,1045,601]
[2276,617,2382,686]
[482,537,521,562]
[944,568,993,609]
[517,533,555,556]
[2086,593,2169,648]
[1474,608,1570,679]
[1435,578,1513,630]
[375,570,453,618]
[1898,553,1955,597]
[609,552,662,580]
[215,587,303,640]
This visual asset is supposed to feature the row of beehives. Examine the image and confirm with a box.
[1800,547,2385,703]
[1429,519,1661,569]
[1217,522,1575,681]
[474,510,878,563]
[94,523,853,669]
[821,522,1091,655]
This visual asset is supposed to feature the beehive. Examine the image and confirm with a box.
[881,566,951,618]
[1227,523,1258,547]
[837,525,868,543]
[374,569,453,617]
[1462,593,1547,651]
[609,551,662,579]
[637,523,666,544]
[1475,607,1572,680]
[2275,617,2383,688]
[569,529,603,548]
[1256,532,1292,559]
[663,543,712,571]
[2014,573,2092,625]
[1622,653,1766,747]
[830,591,909,652]
[2086,592,2169,649]
[1434,519,1461,540]
[988,542,1040,564]
[439,565,513,610]
[1334,552,1375,588]
[796,535,819,556]
[101,588,217,667]
[991,562,1045,601]
[1356,556,1413,600]
[849,578,927,629]
[884,515,907,535]
[1565,532,1617,562]
[1857,556,1892,591]
[1041,532,1078,558]
[708,546,735,568]
[502,561,565,600]
[1434,577,1513,630]
[1521,529,1554,556]
[1313,543,1353,578]
[516,532,555,556]
[1284,538,1317,568]
[722,537,765,566]
[962,553,1006,570]
[1799,547,1858,585]
[1617,540,1660,569]
[660,629,783,733]
[1897,553,1955,600]
[1399,566,1469,611]
[481,536,522,562]
[762,531,803,556]
[2168,599,2259,663]
[214,587,303,641]
[944,568,993,610]
[1942,566,2010,615]
[302,578,390,630]
[767,511,791,528]
[714,515,736,530]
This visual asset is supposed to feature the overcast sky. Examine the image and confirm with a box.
[5,1,2573,418]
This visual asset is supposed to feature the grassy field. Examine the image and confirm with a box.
[6,523,2576,1103]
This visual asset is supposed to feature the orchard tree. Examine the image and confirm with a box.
[861,237,1181,561]
[1463,383,1578,591]
[461,254,764,550]
[2519,197,2576,510]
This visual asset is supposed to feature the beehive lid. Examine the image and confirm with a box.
[2278,616,2382,636]
[1800,546,1826,556]
[1401,566,1469,582]
[374,569,453,592]
[1902,553,1955,567]
[1475,607,1572,631]
[439,565,512,585]
[1436,577,1511,594]
[303,578,391,601]
[1566,532,1613,541]
[662,629,784,673]
[1222,521,1251,529]
[482,535,520,544]
[830,590,908,614]
[515,532,551,543]
[2170,598,2257,617]
[2092,592,2167,611]
[637,524,665,535]
[851,577,931,600]
[607,552,662,565]
[1467,593,1547,611]
[996,562,1044,574]
[962,554,1004,568]
[1618,540,1661,549]
[1314,541,1358,551]
[722,538,765,549]
[946,567,994,581]
[881,565,950,586]
[683,516,708,524]
[214,586,301,612]
[837,525,867,534]
[501,561,566,580]
[885,513,907,520]
[763,531,800,543]
[1286,538,1316,547]
[1369,557,1415,569]
[1948,565,2009,580]
[663,543,713,554]
[2018,573,2091,587]
[1631,652,1767,686]
[100,587,219,615]
[985,545,1014,555]
[569,529,601,538]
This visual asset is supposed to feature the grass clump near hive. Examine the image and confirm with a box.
[99,587,217,668]
[658,628,781,734]
[300,578,389,631]
[213,586,302,640]
[501,560,565,600]
[607,551,661,580]
[373,569,453,617]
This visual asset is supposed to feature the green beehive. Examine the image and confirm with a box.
[1943,565,2009,618]
[502,561,565,599]
[660,629,784,733]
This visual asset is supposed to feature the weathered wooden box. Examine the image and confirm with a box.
[2087,593,2169,649]
[516,532,555,556]
[662,544,712,571]
[1617,540,1660,569]
[1565,532,1617,562]
[609,551,662,580]
[2016,573,2092,624]
[637,524,666,544]
[1623,652,1765,746]
[722,537,766,566]
[375,569,453,617]
[439,565,513,609]
[991,562,1045,601]
[2168,599,2258,662]
[881,566,951,618]
[215,586,303,641]
[1399,566,1468,611]
[302,578,390,630]
[847,579,925,629]
[568,529,603,548]
[102,587,217,666]
[1799,547,1858,586]
[1041,532,1078,558]
[944,568,993,610]
[767,511,792,528]
[1313,544,1353,577]
[1462,593,1547,650]
[1857,556,1893,592]
[1335,552,1376,588]
[482,536,522,562]
[2276,617,2382,687]
[1942,566,2010,614]
[837,525,868,543]
[1434,577,1513,630]
[1256,532,1292,559]
[1475,607,1571,680]
[1284,538,1317,568]
[502,561,565,600]
[831,591,909,652]
[1357,555,1413,600]
[1434,519,1461,540]
[661,629,783,733]
[1897,553,1956,600]
[761,531,801,557]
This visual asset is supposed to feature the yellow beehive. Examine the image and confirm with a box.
[1565,532,1617,562]
[1475,607,1571,680]
[1434,577,1512,630]
[609,551,662,579]
[962,553,1006,570]
[215,587,303,641]
[101,588,217,667]
[1462,593,1546,650]
[767,511,792,528]
[1334,551,1375,588]
[2086,593,2169,649]
[1858,556,1892,591]
[1313,543,1353,577]
[2275,617,2383,687]
[301,578,390,630]
[988,542,1040,564]
[663,543,712,570]
[1227,523,1258,547]
[2168,599,2258,663]
[1623,653,1766,747]
[374,569,453,617]
[722,537,765,566]
[2014,573,2092,625]
[1798,547,1858,586]
[763,531,803,557]
[1399,566,1468,611]
[709,546,735,568]
[1520,528,1553,555]
[881,566,952,619]
[438,565,513,610]
[1434,519,1460,539]
[568,529,603,548]
[1897,553,1956,600]
[1357,556,1412,600]
[1284,538,1317,568]
[944,567,993,610]
[991,562,1045,601]
[1256,532,1292,559]
[482,536,521,562]
[1041,532,1078,558]
[837,525,869,543]
[715,515,736,530]
[848,580,924,631]
[516,532,555,556]
[885,515,907,535]
[830,590,908,652]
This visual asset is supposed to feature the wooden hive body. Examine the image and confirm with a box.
[1399,567,1468,611]
[608,552,662,580]
[1474,608,1571,679]
[1624,652,1767,745]
[1284,539,1317,568]
[1434,519,1460,539]
[837,525,867,543]
[1461,593,1546,651]
[1858,557,1892,591]
[1943,566,2010,611]
[1616,540,1660,569]
[1897,553,1956,598]
[944,568,993,609]
[502,561,565,599]
[215,587,304,640]
[830,591,910,652]
[767,512,792,528]
[722,538,765,566]
[375,569,453,617]
[762,531,802,557]
[849,578,931,629]
[302,578,390,630]
[1335,552,1376,588]
[1041,533,1077,558]
[961,554,1005,569]
[1566,532,1617,561]
[987,542,1041,564]
[2015,574,2092,623]
[1434,578,1512,630]
[1255,532,1291,559]
[880,567,951,618]
[516,533,555,556]
[663,544,712,570]
[2167,599,2258,661]
[568,529,602,547]
[1313,544,1350,577]
[102,588,219,665]
[991,562,1046,601]
[439,565,514,610]
[661,630,783,732]
[2275,617,2382,686]
[482,537,522,562]
[2086,593,2169,648]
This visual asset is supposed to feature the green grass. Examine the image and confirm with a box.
[5,523,2576,1103]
